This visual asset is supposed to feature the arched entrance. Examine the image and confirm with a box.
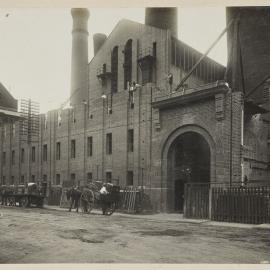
[166,131,211,212]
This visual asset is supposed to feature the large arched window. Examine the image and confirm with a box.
[111,46,118,93]
[124,39,132,90]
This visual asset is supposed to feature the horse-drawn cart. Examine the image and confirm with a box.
[80,182,120,215]
[1,183,45,208]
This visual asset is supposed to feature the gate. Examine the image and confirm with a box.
[211,186,270,224]
[47,186,62,205]
[183,183,210,219]
[183,182,270,223]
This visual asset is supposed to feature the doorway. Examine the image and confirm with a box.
[167,131,210,212]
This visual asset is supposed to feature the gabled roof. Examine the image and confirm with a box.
[90,18,226,70]
[0,82,17,111]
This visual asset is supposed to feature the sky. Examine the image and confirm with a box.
[0,7,227,113]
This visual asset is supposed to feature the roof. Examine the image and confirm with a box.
[0,82,17,110]
[89,18,226,70]
[0,108,21,119]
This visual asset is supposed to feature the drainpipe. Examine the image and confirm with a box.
[83,102,87,185]
[230,92,233,187]
[240,100,244,184]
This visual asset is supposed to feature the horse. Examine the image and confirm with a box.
[67,187,82,212]
[0,187,14,206]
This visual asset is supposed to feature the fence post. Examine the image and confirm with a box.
[208,185,212,220]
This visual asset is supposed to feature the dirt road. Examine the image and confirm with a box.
[0,206,269,263]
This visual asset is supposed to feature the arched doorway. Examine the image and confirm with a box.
[167,131,211,212]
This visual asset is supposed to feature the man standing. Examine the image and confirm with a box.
[68,186,81,212]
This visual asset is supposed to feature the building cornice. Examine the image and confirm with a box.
[152,81,230,110]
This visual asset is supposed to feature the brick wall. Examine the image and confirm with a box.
[1,19,269,212]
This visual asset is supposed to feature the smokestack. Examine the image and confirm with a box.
[226,7,270,102]
[70,8,89,106]
[93,33,107,56]
[145,7,178,38]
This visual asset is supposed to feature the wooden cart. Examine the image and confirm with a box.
[1,183,45,208]
[80,182,120,215]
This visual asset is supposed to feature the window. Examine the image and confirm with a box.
[56,142,61,160]
[129,81,137,108]
[127,129,134,152]
[127,171,133,186]
[111,46,118,93]
[106,171,112,183]
[31,146,36,162]
[11,176,14,185]
[71,140,76,158]
[11,123,15,137]
[87,172,92,182]
[2,152,6,165]
[72,109,76,123]
[142,63,153,85]
[43,144,47,162]
[129,90,135,109]
[106,133,112,154]
[44,114,48,130]
[2,176,6,185]
[70,173,76,184]
[11,150,15,165]
[31,175,35,182]
[56,174,60,185]
[153,42,157,58]
[21,148,25,163]
[87,136,93,157]
[124,39,132,90]
[43,175,47,182]
[57,111,61,127]
[20,175,24,184]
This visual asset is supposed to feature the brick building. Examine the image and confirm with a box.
[1,7,270,212]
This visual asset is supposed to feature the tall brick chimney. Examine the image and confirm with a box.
[145,7,178,38]
[70,8,89,106]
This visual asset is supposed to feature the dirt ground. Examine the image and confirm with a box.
[0,206,269,264]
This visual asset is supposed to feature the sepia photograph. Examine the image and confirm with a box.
[0,1,270,264]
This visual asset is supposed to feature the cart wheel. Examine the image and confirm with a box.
[105,203,116,216]
[20,197,29,208]
[8,197,16,206]
[80,200,94,213]
[37,198,44,208]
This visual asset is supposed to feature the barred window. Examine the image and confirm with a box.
[87,136,93,157]
[106,133,112,155]
[127,171,133,186]
[21,148,25,163]
[127,129,134,152]
[71,140,76,158]
[106,171,112,183]
[32,146,36,162]
[43,144,47,162]
[56,142,61,160]
[124,39,132,90]
[111,46,118,93]
[56,174,60,185]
